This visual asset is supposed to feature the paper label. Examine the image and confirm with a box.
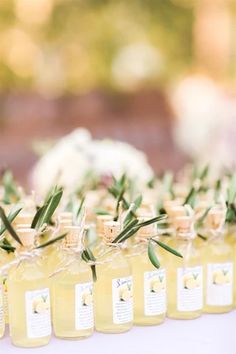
[112,276,133,324]
[177,266,203,311]
[0,285,4,328]
[75,282,94,330]
[25,288,51,338]
[207,263,233,306]
[144,269,166,316]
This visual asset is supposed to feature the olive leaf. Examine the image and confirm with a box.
[31,186,63,230]
[76,196,85,220]
[94,209,112,216]
[1,170,20,204]
[123,195,142,226]
[163,171,175,199]
[197,233,207,241]
[148,241,160,269]
[195,207,211,229]
[199,164,209,181]
[112,219,139,243]
[82,247,97,282]
[35,233,67,249]
[227,173,236,204]
[184,187,196,208]
[0,207,22,245]
[0,206,22,236]
[0,238,15,253]
[151,239,183,258]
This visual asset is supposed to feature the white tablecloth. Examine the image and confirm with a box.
[1,311,235,354]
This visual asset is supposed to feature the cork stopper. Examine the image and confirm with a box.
[62,226,81,248]
[16,223,32,230]
[163,199,183,217]
[206,206,226,231]
[96,214,113,237]
[13,213,33,227]
[173,216,195,239]
[103,221,121,243]
[136,201,155,218]
[16,228,36,248]
[136,217,156,239]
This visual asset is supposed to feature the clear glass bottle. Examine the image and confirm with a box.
[0,274,5,338]
[52,226,94,339]
[166,213,203,319]
[203,207,234,313]
[93,214,113,257]
[45,216,73,275]
[224,224,236,306]
[8,228,51,347]
[0,246,15,325]
[94,221,133,333]
[129,221,166,325]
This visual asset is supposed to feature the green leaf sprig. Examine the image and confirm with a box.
[31,186,63,230]
[1,170,21,205]
[82,247,97,281]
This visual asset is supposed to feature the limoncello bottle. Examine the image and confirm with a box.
[52,226,94,339]
[93,214,113,257]
[203,206,234,313]
[224,224,236,306]
[0,244,15,325]
[166,210,203,319]
[8,228,51,347]
[129,220,166,325]
[0,275,5,338]
[45,216,73,275]
[94,221,133,333]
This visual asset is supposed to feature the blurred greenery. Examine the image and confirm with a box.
[0,0,194,94]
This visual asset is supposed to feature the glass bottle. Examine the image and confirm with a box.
[166,213,203,319]
[94,221,133,333]
[8,228,51,347]
[52,226,94,339]
[93,214,113,257]
[203,207,234,313]
[0,274,5,338]
[129,220,166,325]
[0,242,15,325]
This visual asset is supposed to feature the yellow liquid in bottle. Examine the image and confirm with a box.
[94,245,133,333]
[8,258,51,347]
[166,238,203,319]
[225,225,236,306]
[203,236,234,313]
[129,241,166,325]
[0,249,15,325]
[52,256,93,339]
[0,277,5,338]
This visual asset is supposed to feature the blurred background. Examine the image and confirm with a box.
[1,0,236,187]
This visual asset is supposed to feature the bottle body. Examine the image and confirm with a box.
[94,245,133,333]
[129,242,166,325]
[225,225,236,306]
[0,276,5,338]
[0,250,15,325]
[8,258,51,347]
[52,256,94,339]
[203,237,234,313]
[166,238,203,319]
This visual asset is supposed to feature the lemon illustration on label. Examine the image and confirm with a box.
[82,290,93,306]
[183,273,200,290]
[119,284,132,302]
[150,276,165,293]
[213,269,230,285]
[32,295,50,314]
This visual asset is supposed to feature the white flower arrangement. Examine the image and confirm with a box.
[31,128,153,196]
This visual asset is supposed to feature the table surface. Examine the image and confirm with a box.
[1,311,235,354]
